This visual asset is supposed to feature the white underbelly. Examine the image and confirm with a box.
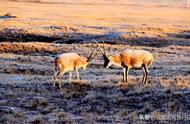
[133,63,142,68]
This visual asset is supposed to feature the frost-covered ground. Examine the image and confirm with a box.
[0,0,190,123]
[0,42,189,123]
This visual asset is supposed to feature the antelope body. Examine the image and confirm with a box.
[96,41,154,84]
[53,52,93,89]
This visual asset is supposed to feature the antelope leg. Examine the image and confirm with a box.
[125,67,129,83]
[53,71,60,87]
[75,68,81,81]
[123,68,126,82]
[142,65,148,84]
[57,71,65,90]
[69,71,72,83]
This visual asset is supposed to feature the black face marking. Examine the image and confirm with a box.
[103,56,110,68]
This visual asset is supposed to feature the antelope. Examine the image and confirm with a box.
[95,40,154,84]
[53,49,94,89]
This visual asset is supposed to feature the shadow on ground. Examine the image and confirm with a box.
[0,28,190,47]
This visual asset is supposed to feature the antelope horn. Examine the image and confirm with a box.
[100,37,106,56]
[93,39,106,57]
[87,48,94,62]
[87,44,97,62]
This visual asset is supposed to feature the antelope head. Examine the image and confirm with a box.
[94,39,111,68]
[82,46,95,70]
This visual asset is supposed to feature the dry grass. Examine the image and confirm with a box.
[0,0,190,39]
[0,41,189,123]
[0,0,190,123]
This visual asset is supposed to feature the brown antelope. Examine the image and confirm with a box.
[95,40,154,84]
[53,50,94,89]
